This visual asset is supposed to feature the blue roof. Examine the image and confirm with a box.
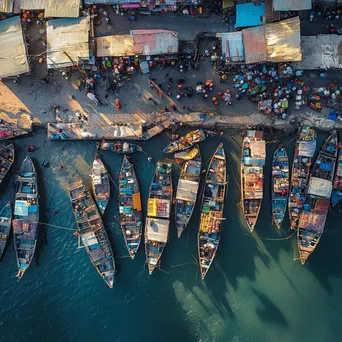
[235,3,265,29]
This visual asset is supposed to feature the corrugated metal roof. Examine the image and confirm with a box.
[46,16,90,69]
[235,2,264,28]
[0,16,29,78]
[273,0,312,11]
[0,0,14,12]
[242,26,267,64]
[265,16,302,62]
[220,32,244,62]
[130,30,178,56]
[96,35,134,57]
[20,0,80,17]
[295,35,342,70]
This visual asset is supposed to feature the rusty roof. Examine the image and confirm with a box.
[242,26,267,64]
[20,0,80,17]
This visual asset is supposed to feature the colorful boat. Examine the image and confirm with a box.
[241,130,266,232]
[96,141,142,154]
[175,146,202,238]
[69,179,115,288]
[0,143,14,185]
[0,202,12,260]
[288,126,316,229]
[198,143,226,279]
[271,147,289,229]
[145,161,173,275]
[298,130,337,264]
[174,145,200,164]
[163,129,215,154]
[119,156,143,259]
[91,155,110,215]
[332,146,342,207]
[13,157,39,280]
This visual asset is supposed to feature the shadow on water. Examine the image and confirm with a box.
[252,288,289,327]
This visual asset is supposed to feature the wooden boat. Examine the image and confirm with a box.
[0,121,30,140]
[0,202,12,260]
[298,130,337,264]
[271,147,289,229]
[288,126,316,229]
[119,156,143,259]
[332,146,342,207]
[163,129,216,154]
[241,130,266,232]
[198,143,226,279]
[91,155,110,215]
[175,146,202,238]
[13,157,39,280]
[0,143,14,185]
[174,145,200,164]
[145,161,172,275]
[69,179,115,288]
[96,141,142,154]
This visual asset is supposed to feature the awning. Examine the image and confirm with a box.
[307,177,332,198]
[96,35,134,57]
[220,32,244,62]
[145,218,169,243]
[176,179,199,202]
[46,16,90,69]
[265,17,302,62]
[20,0,80,17]
[273,0,312,11]
[0,16,29,78]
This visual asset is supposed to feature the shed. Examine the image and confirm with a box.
[0,16,29,78]
[0,0,14,12]
[219,32,244,62]
[20,0,80,17]
[96,35,134,57]
[273,0,312,11]
[295,35,342,70]
[265,16,302,62]
[46,16,90,69]
[235,2,265,29]
[243,26,267,64]
[130,29,179,56]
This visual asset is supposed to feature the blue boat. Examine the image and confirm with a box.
[271,147,289,229]
[332,147,342,207]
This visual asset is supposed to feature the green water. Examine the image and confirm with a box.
[0,128,341,342]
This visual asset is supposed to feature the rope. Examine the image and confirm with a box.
[107,172,119,190]
[39,222,76,231]
[243,229,297,241]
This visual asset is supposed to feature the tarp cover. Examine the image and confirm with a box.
[298,140,316,157]
[250,141,266,159]
[265,17,302,62]
[96,35,134,57]
[298,211,326,233]
[308,177,332,198]
[273,0,311,11]
[14,200,29,217]
[235,2,265,28]
[145,218,169,243]
[147,198,170,218]
[20,0,80,18]
[220,32,244,62]
[0,17,29,78]
[46,16,90,69]
[176,179,199,202]
[81,231,98,247]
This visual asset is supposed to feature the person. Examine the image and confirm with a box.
[148,157,152,162]
[53,210,58,215]
[329,24,336,34]
[220,132,224,137]
[25,145,35,152]
[171,103,177,111]
[42,160,48,167]
[58,165,63,169]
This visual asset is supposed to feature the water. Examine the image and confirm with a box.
[1,128,342,342]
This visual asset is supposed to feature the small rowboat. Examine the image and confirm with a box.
[271,147,289,229]
[91,155,110,215]
[96,141,142,154]
[0,202,12,260]
[163,129,215,154]
[174,145,200,164]
[0,143,14,186]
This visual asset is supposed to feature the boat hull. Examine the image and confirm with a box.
[0,202,12,260]
[96,141,141,154]
[0,143,14,186]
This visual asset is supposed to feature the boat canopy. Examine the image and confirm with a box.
[250,141,266,159]
[132,193,142,211]
[81,231,99,247]
[147,198,170,218]
[307,177,332,198]
[146,218,169,243]
[298,211,326,233]
[14,200,29,216]
[176,179,199,202]
[298,140,316,157]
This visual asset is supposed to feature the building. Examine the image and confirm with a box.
[20,0,81,17]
